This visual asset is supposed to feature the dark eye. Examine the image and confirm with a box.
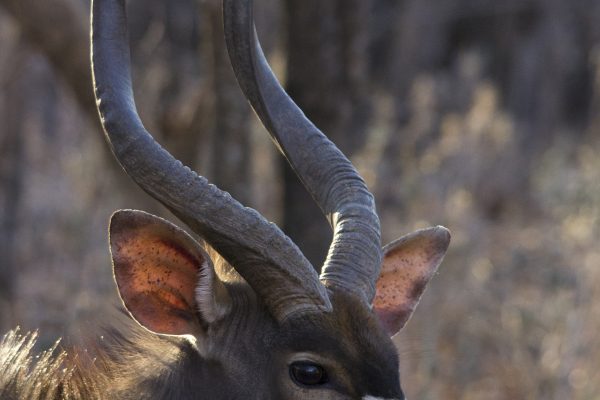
[289,361,328,386]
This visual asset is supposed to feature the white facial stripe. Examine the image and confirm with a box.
[362,396,403,400]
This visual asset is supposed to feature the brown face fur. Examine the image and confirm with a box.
[198,282,403,400]
[274,290,403,399]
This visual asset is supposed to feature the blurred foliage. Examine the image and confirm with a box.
[0,0,599,399]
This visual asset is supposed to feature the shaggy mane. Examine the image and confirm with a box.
[0,322,203,400]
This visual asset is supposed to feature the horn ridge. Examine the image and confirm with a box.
[223,0,382,304]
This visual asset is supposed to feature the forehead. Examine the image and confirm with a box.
[279,291,401,397]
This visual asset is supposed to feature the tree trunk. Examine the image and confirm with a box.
[0,50,26,331]
[283,0,373,268]
[202,0,253,203]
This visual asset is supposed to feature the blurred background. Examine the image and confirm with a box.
[0,0,599,398]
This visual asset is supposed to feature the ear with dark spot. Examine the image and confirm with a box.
[373,226,450,336]
[109,209,231,336]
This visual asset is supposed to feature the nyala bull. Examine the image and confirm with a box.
[0,0,450,398]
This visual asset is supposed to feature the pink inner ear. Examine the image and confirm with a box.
[373,227,450,336]
[111,211,206,336]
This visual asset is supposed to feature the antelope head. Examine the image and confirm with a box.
[91,0,450,398]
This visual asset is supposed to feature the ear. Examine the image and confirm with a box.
[109,210,231,336]
[373,226,450,337]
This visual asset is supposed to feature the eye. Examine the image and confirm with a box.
[289,361,329,386]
